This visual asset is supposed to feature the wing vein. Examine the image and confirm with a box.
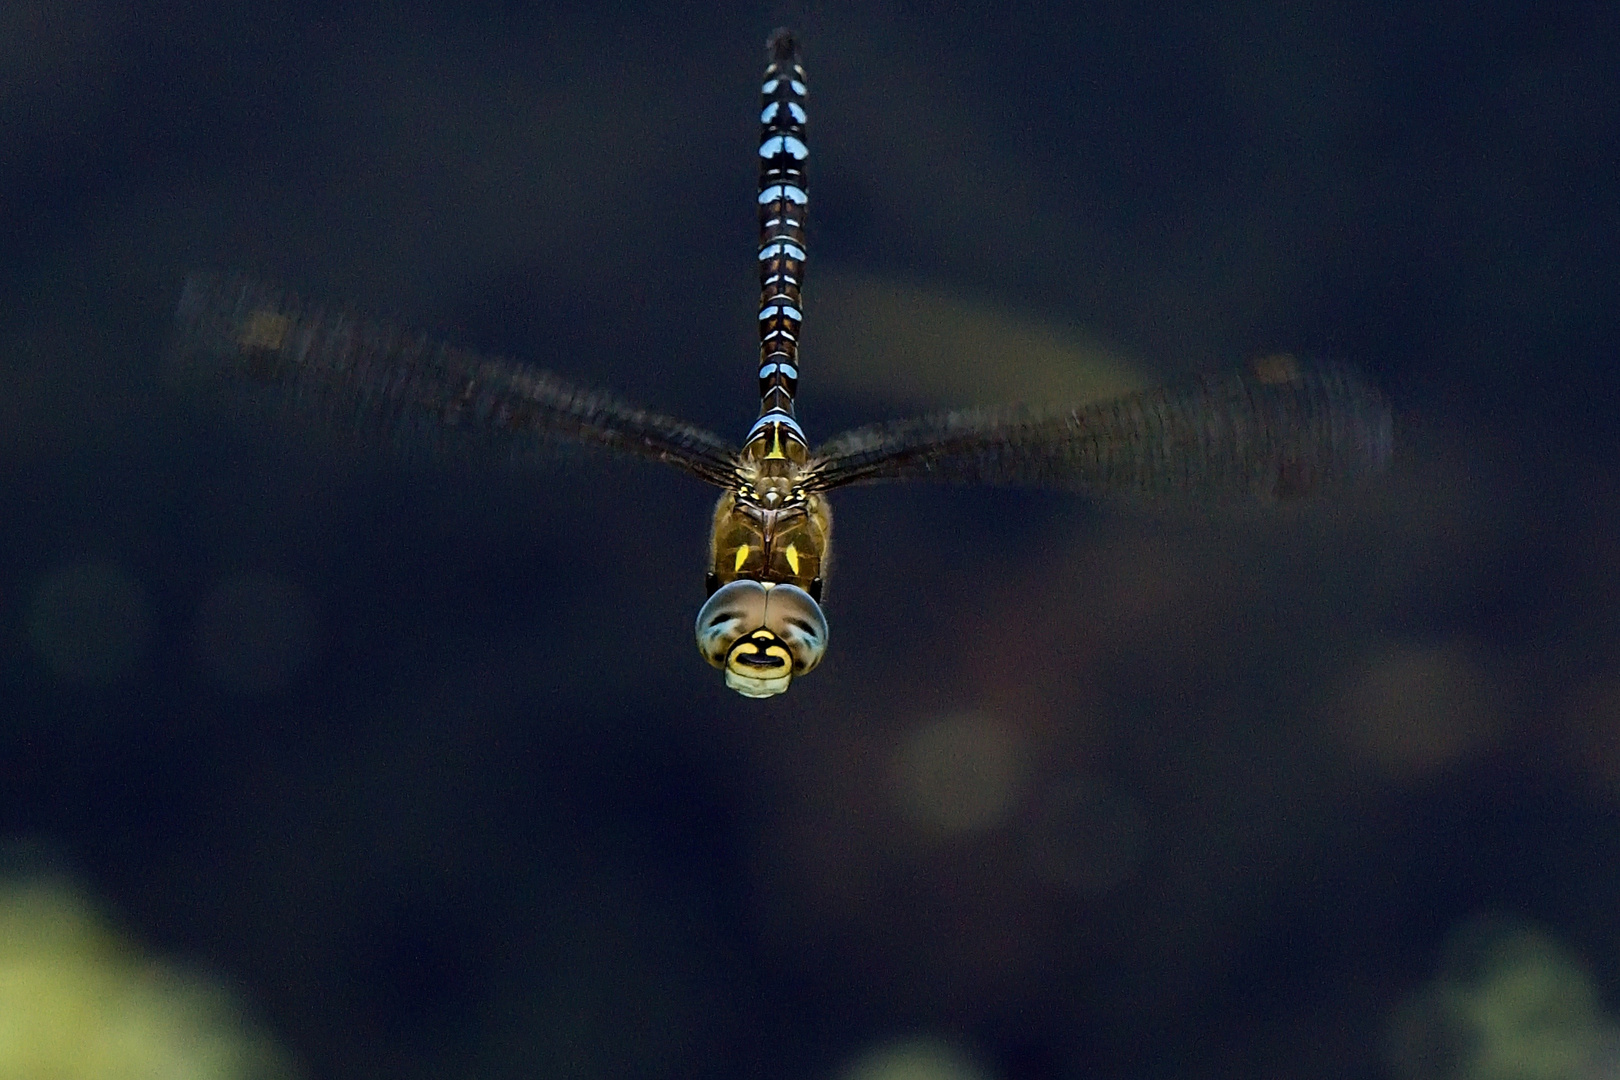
[169,274,741,487]
[804,359,1391,500]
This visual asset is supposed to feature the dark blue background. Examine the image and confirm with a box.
[2,1,1617,1077]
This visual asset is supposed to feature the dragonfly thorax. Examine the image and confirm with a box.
[708,462,830,599]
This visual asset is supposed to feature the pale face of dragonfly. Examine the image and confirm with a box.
[170,32,1392,700]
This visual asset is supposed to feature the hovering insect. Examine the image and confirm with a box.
[171,29,1392,697]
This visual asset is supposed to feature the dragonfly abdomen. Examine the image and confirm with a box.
[751,28,809,462]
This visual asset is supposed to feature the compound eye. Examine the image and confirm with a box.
[761,584,827,675]
[695,580,770,669]
[693,580,829,697]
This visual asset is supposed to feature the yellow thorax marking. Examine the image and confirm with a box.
[783,543,800,575]
[764,423,787,460]
[733,544,751,572]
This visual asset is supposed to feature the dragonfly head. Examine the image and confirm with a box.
[695,579,827,698]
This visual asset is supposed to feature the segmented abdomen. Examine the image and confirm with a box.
[751,28,809,457]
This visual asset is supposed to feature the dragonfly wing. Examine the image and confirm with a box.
[170,274,742,489]
[804,357,1391,499]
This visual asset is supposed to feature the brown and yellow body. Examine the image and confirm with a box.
[708,458,831,600]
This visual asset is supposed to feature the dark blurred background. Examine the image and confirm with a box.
[2,0,1618,1077]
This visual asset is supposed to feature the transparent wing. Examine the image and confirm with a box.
[169,274,742,489]
[803,357,1391,499]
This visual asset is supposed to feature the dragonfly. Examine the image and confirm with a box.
[171,29,1392,698]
